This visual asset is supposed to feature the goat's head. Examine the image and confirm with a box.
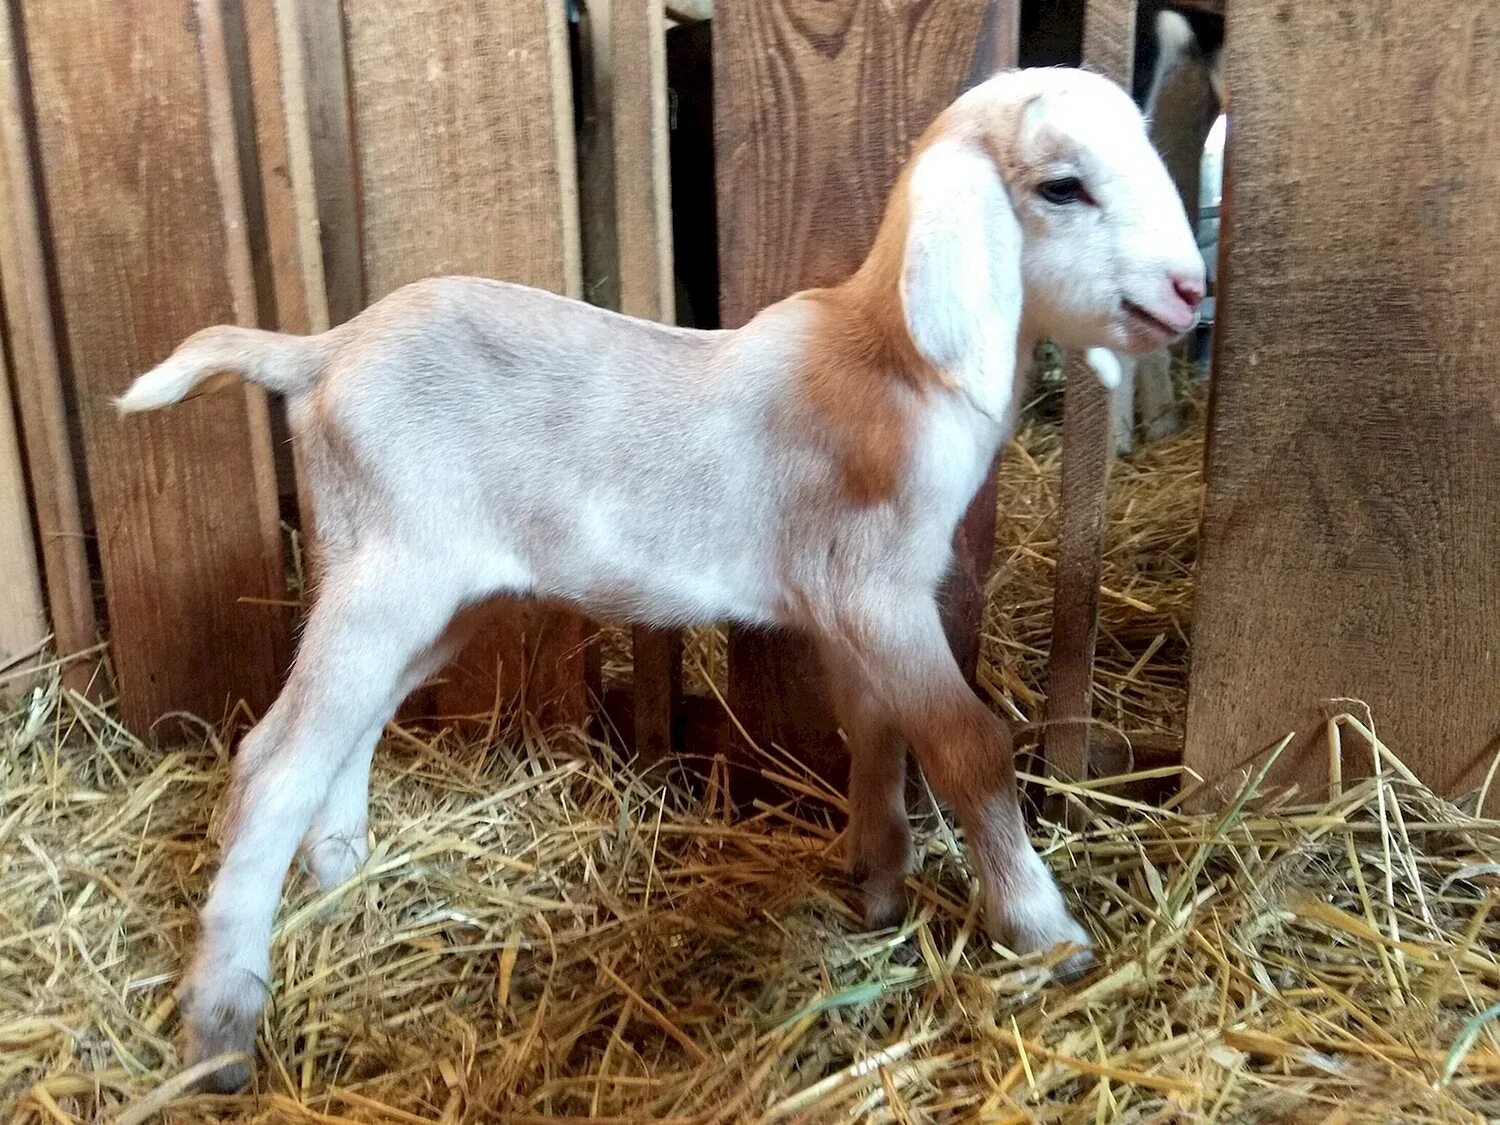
[893,68,1205,392]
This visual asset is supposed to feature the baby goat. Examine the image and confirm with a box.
[120,67,1204,1091]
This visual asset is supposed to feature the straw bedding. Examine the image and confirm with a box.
[4,392,1499,1123]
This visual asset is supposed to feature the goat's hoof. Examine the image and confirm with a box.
[189,1053,252,1095]
[859,871,908,932]
[182,973,263,1093]
[1051,944,1095,984]
[999,906,1095,981]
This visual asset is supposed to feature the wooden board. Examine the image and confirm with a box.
[1043,0,1134,816]
[337,0,590,726]
[1185,1,1500,807]
[589,0,684,762]
[18,0,291,730]
[0,6,97,693]
[0,328,46,695]
[231,0,329,542]
[713,0,1004,771]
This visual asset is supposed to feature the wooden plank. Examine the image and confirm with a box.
[342,0,581,302]
[18,0,291,730]
[591,0,685,762]
[336,0,590,727]
[0,2,97,693]
[714,0,997,772]
[1043,0,1135,816]
[609,0,674,324]
[1185,1,1500,807]
[292,0,362,329]
[631,627,682,766]
[945,0,1019,683]
[232,0,329,543]
[0,325,46,695]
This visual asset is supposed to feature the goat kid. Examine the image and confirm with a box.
[1112,8,1224,452]
[120,67,1203,1092]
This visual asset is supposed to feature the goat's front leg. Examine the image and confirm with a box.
[822,655,912,929]
[184,565,464,1092]
[819,591,1092,974]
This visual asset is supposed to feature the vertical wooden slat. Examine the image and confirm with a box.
[942,0,1021,685]
[328,0,589,727]
[1043,0,1136,814]
[590,0,685,763]
[1185,1,1500,805]
[714,0,1001,773]
[0,331,46,696]
[0,2,96,693]
[292,0,362,329]
[18,0,291,730]
[234,0,328,544]
[609,0,674,324]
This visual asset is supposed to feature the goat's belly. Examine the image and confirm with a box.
[582,566,777,628]
[544,550,777,628]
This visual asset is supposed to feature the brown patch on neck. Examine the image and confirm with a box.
[793,182,951,506]
[785,92,1028,508]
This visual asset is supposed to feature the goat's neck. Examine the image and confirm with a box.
[842,225,1024,432]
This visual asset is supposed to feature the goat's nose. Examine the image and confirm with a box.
[1171,272,1206,311]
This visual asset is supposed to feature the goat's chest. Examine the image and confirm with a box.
[906,395,1005,532]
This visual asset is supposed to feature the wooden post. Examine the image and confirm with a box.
[604,0,683,764]
[0,330,46,698]
[1185,1,1500,807]
[0,4,97,694]
[714,0,1009,775]
[1043,0,1135,817]
[14,0,292,730]
[577,0,681,763]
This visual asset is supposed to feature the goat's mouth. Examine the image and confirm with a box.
[1120,299,1191,345]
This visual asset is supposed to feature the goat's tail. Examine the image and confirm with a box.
[116,325,326,413]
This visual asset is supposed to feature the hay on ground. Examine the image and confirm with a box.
[4,394,1499,1122]
[4,682,1498,1123]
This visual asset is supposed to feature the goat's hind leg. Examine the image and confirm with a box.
[183,564,466,1091]
[302,609,486,891]
[822,654,913,929]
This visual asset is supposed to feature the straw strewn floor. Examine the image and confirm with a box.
[4,400,1499,1123]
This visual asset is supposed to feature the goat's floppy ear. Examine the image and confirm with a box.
[899,139,1022,383]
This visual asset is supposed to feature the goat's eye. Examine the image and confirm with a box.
[1037,176,1087,205]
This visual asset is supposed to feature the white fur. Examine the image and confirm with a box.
[119,67,1202,1090]
[901,140,1022,422]
[1113,8,1225,453]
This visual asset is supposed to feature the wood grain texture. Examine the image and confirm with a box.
[714,0,998,769]
[1043,0,1135,817]
[342,0,580,300]
[235,0,327,339]
[233,0,328,540]
[609,0,674,323]
[0,332,46,695]
[596,0,685,761]
[293,0,362,328]
[1043,353,1113,805]
[338,0,590,726]
[19,0,291,730]
[1185,1,1500,806]
[0,2,97,691]
[631,626,681,765]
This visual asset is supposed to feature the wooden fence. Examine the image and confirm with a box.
[0,0,1494,808]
